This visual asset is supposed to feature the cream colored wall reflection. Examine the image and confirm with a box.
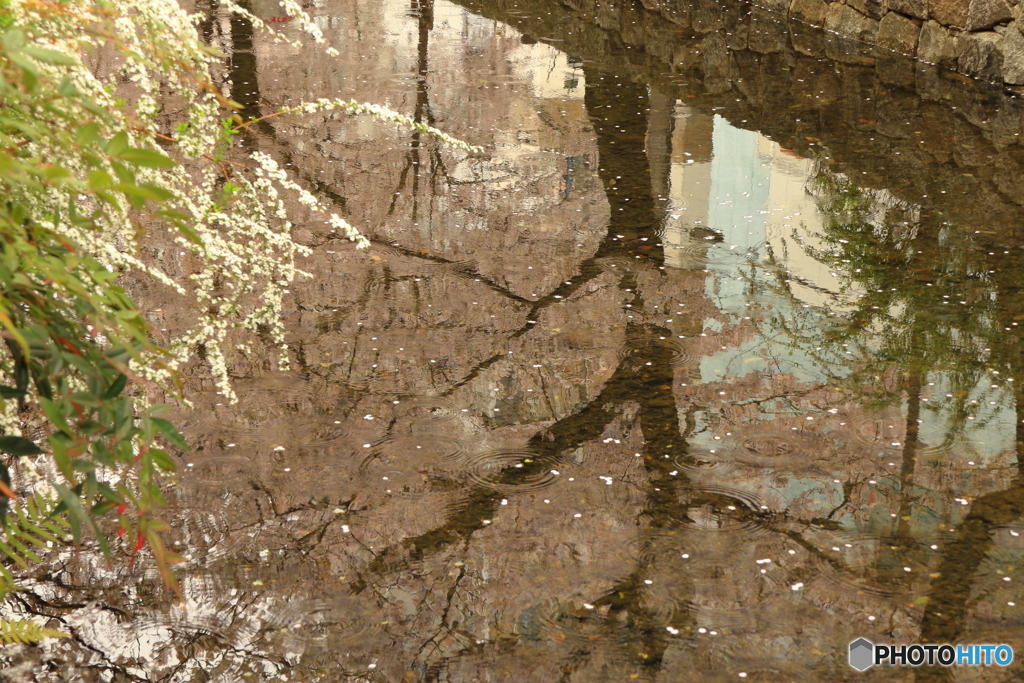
[658,104,860,310]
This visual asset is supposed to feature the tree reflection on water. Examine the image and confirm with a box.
[4,0,1024,681]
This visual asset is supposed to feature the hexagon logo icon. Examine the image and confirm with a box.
[849,638,875,671]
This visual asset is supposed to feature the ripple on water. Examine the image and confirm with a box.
[617,334,700,366]
[662,242,713,266]
[912,437,960,460]
[675,450,739,477]
[410,259,480,282]
[843,412,905,451]
[806,551,898,601]
[170,502,250,564]
[456,449,558,493]
[437,259,485,281]
[718,431,829,468]
[393,395,464,426]
[595,256,635,272]
[363,433,472,467]
[361,267,389,294]
[132,575,251,644]
[354,467,437,499]
[677,485,774,534]
[515,600,591,647]
[248,372,318,405]
[253,595,384,650]
[674,601,758,633]
[702,657,816,682]
[258,414,351,450]
[631,574,692,628]
[182,454,257,489]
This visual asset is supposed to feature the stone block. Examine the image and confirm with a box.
[693,0,726,33]
[886,0,929,19]
[825,2,882,40]
[995,152,1024,199]
[1003,20,1024,80]
[849,0,887,18]
[661,0,693,26]
[702,31,733,93]
[825,32,880,62]
[929,0,966,24]
[876,52,919,84]
[726,22,750,49]
[996,101,1024,146]
[957,30,1004,78]
[753,0,791,13]
[876,90,921,136]
[918,19,959,67]
[915,62,958,99]
[748,7,790,51]
[931,0,1012,29]
[791,0,830,25]
[877,10,923,52]
[792,24,829,53]
[968,0,1014,28]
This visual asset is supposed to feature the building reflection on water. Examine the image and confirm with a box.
[5,0,1024,681]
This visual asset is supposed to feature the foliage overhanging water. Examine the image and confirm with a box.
[6,0,1024,680]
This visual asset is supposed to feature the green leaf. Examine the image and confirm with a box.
[0,386,24,400]
[151,417,187,450]
[96,482,123,504]
[39,398,73,436]
[103,373,128,399]
[0,436,43,456]
[20,46,76,66]
[42,165,70,181]
[105,131,129,156]
[156,210,203,246]
[48,436,74,482]
[117,148,176,168]
[113,183,173,204]
[75,122,100,147]
[51,484,84,544]
[90,500,119,516]
[57,76,77,97]
[2,28,26,49]
[149,449,176,472]
[87,170,112,190]
[0,619,69,644]
[7,53,38,90]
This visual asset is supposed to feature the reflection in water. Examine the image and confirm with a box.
[5,0,1024,680]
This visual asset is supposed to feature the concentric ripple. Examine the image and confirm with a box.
[457,449,558,493]
[677,485,775,534]
[718,431,831,468]
[393,395,464,426]
[617,334,699,365]
[595,256,635,272]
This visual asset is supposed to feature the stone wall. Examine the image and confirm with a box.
[638,0,1024,86]
[457,0,1024,243]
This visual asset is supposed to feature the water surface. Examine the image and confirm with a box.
[5,0,1024,681]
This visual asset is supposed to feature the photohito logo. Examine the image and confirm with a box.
[849,639,1013,670]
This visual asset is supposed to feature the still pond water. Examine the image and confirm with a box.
[9,0,1024,680]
